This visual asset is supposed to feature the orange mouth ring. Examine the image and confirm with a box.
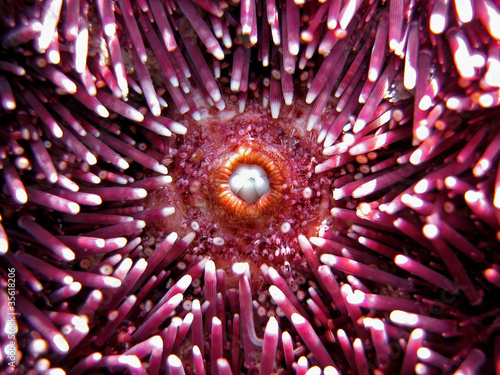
[210,140,288,221]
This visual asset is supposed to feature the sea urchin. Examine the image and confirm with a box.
[0,0,499,374]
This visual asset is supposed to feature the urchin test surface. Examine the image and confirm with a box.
[147,96,335,269]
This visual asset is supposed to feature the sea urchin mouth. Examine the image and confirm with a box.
[210,139,288,222]
[229,163,270,204]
